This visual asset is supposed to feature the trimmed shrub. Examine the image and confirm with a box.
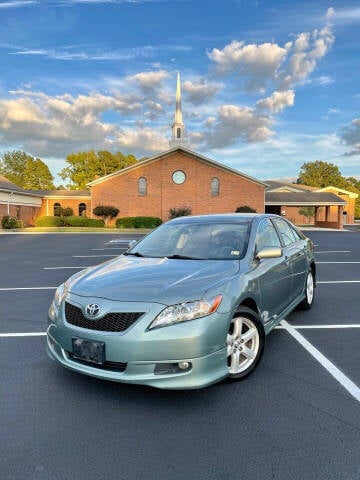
[235,205,257,213]
[54,206,74,217]
[62,207,74,217]
[168,206,192,219]
[1,215,23,229]
[116,216,162,229]
[93,205,119,226]
[64,216,105,227]
[35,216,64,227]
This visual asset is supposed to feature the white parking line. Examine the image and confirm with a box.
[0,287,56,291]
[0,332,46,337]
[317,262,360,264]
[276,324,360,329]
[73,255,118,258]
[91,248,126,251]
[315,251,350,254]
[317,280,360,284]
[44,266,90,270]
[281,320,360,402]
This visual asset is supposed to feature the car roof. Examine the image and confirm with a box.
[168,213,271,224]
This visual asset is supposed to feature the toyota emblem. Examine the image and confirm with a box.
[86,304,101,317]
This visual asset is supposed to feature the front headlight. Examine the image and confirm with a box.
[53,283,66,309]
[148,295,222,330]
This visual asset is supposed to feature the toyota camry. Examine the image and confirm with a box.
[47,213,315,389]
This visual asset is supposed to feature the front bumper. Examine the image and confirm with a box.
[47,329,228,390]
[46,293,231,389]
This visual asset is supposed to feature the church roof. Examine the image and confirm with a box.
[30,189,90,197]
[265,191,347,206]
[264,180,318,192]
[87,146,268,188]
[0,175,43,197]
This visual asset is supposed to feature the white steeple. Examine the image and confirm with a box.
[170,72,188,148]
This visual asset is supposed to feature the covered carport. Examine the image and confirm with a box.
[265,191,347,229]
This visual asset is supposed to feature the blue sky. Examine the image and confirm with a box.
[0,0,360,184]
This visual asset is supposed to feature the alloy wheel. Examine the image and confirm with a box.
[227,316,260,374]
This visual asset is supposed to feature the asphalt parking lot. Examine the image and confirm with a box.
[0,230,359,480]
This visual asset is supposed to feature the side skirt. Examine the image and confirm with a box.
[263,292,306,335]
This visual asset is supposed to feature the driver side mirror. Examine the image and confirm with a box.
[255,246,282,260]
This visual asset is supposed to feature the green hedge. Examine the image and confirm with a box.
[1,216,23,229]
[116,216,162,228]
[35,216,64,227]
[64,216,105,227]
[35,216,105,227]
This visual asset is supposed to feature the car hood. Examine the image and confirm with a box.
[68,255,239,304]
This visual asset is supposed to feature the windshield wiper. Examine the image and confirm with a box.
[123,251,144,257]
[166,254,203,260]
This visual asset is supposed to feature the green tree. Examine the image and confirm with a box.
[297,161,360,219]
[0,150,54,190]
[60,150,138,189]
[298,206,315,224]
[297,160,344,188]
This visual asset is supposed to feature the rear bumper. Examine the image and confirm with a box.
[47,329,228,390]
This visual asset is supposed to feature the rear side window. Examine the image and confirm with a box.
[273,218,297,246]
[255,219,281,251]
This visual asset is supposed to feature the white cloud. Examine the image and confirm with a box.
[256,90,295,113]
[207,18,334,93]
[341,118,360,156]
[0,1,36,8]
[310,75,334,86]
[278,25,334,89]
[10,46,157,61]
[182,79,222,105]
[143,100,164,120]
[115,127,168,152]
[0,90,155,157]
[326,7,335,18]
[195,104,273,149]
[128,70,170,91]
[208,40,287,90]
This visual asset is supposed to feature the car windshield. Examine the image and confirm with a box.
[127,220,252,260]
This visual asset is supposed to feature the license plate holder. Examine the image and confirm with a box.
[72,338,105,365]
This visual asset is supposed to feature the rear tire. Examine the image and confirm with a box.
[298,270,315,310]
[226,307,265,381]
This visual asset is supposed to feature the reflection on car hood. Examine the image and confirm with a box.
[68,255,239,304]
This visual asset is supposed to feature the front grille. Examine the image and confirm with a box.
[65,302,144,332]
[68,352,127,372]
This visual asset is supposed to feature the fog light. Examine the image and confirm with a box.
[178,361,190,370]
[154,362,192,375]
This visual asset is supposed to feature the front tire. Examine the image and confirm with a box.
[226,307,265,381]
[298,270,315,310]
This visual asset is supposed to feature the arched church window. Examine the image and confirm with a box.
[54,202,61,216]
[211,177,219,196]
[138,177,147,196]
[79,203,86,216]
[177,127,181,139]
